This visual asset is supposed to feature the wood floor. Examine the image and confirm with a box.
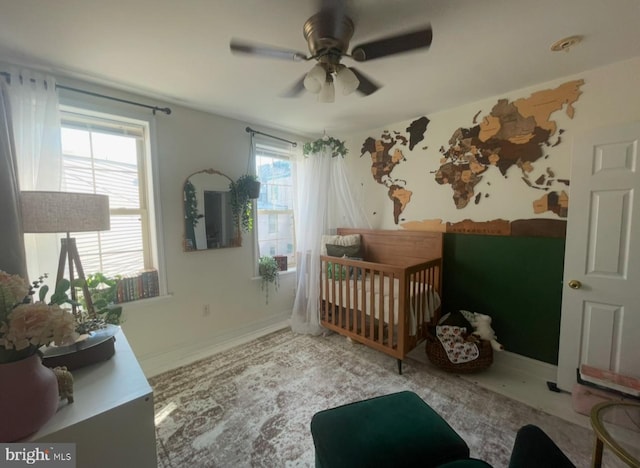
[408,345,592,429]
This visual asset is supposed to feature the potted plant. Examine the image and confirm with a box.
[81,272,123,328]
[230,175,261,232]
[258,256,280,304]
[236,174,261,199]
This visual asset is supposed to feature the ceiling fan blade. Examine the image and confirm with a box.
[350,67,381,96]
[281,76,307,98]
[230,39,308,61]
[350,25,433,62]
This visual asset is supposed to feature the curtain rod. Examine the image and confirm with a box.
[0,71,172,115]
[245,126,297,147]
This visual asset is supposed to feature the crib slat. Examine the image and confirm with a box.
[378,271,384,344]
[322,261,327,322]
[388,272,395,348]
[331,264,337,326]
[411,271,418,330]
[420,271,425,339]
[345,265,351,331]
[358,269,364,336]
[369,270,375,340]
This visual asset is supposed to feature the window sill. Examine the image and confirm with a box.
[252,268,296,281]
[118,294,173,309]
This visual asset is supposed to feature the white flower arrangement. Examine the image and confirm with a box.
[0,271,78,363]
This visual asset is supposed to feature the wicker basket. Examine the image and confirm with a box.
[425,332,493,373]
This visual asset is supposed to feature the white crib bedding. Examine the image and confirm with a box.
[321,274,441,336]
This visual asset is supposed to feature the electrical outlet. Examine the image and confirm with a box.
[202,304,210,317]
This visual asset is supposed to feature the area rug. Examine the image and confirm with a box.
[150,329,601,467]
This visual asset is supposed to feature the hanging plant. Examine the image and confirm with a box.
[258,256,280,304]
[229,175,259,232]
[184,180,204,229]
[303,136,348,158]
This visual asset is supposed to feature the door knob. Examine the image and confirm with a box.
[568,280,582,289]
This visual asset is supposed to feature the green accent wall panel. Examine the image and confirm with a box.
[442,233,566,364]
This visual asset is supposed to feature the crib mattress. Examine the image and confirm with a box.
[321,274,441,335]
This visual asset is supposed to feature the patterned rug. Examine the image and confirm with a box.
[150,329,602,467]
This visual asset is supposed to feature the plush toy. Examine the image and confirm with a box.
[460,310,504,351]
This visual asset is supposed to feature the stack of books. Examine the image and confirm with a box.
[115,269,159,303]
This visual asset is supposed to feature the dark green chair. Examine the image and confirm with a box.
[310,392,575,468]
[508,424,575,468]
[311,391,471,468]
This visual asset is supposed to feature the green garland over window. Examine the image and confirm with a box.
[302,136,348,158]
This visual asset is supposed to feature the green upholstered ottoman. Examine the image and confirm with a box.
[310,391,470,468]
[438,460,493,468]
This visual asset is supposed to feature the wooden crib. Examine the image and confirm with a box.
[320,228,443,373]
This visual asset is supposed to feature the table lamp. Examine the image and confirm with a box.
[20,191,110,318]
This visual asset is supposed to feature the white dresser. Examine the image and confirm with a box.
[28,330,157,468]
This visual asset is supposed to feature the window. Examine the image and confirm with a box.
[268,214,277,234]
[60,109,156,278]
[255,140,296,268]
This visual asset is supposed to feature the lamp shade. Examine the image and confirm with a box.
[21,191,110,233]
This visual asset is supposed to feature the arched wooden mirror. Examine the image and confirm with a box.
[183,169,241,251]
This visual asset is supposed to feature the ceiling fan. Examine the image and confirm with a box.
[229,0,432,102]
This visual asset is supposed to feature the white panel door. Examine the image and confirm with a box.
[557,122,640,393]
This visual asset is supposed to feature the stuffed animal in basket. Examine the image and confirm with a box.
[460,310,504,351]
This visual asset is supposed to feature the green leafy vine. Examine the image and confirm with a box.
[258,256,280,304]
[302,136,348,158]
[184,180,204,229]
[229,174,259,232]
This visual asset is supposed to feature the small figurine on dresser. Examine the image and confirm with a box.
[53,366,74,404]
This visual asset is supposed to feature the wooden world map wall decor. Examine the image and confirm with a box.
[360,116,430,224]
[360,79,584,237]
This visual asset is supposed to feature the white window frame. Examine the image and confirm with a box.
[59,100,167,296]
[254,138,297,271]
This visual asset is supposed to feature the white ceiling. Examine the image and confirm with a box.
[0,0,638,137]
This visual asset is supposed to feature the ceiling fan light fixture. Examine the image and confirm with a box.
[335,66,360,95]
[303,63,326,94]
[318,76,335,103]
[230,8,434,100]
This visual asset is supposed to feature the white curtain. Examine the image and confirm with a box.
[291,146,370,335]
[4,68,63,282]
[0,80,27,277]
[249,133,260,272]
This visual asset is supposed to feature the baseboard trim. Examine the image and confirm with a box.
[492,350,558,382]
[139,312,291,377]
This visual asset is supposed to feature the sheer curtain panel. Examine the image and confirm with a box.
[4,68,63,282]
[291,146,370,335]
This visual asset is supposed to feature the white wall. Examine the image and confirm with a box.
[339,57,640,230]
[120,103,298,374]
